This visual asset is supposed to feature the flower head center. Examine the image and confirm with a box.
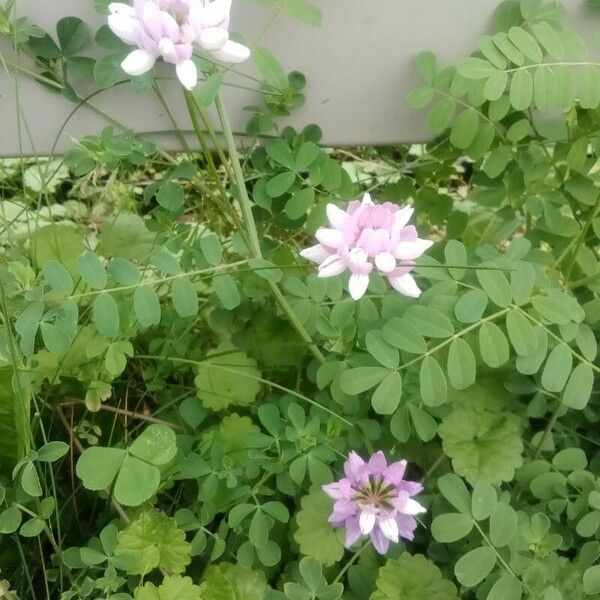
[354,476,395,510]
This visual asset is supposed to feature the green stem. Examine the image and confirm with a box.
[333,542,369,584]
[214,92,326,364]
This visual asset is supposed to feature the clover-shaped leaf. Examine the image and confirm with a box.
[76,424,177,506]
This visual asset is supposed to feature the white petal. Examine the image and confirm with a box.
[378,517,399,542]
[176,59,198,90]
[108,14,139,44]
[204,0,232,26]
[388,273,421,298]
[109,2,135,16]
[121,49,156,77]
[318,255,346,278]
[326,204,348,229]
[210,40,251,64]
[349,273,370,300]
[359,511,376,535]
[197,27,229,50]
[315,227,344,249]
[393,239,433,261]
[394,206,414,231]
[375,251,396,273]
[403,498,427,515]
[300,244,330,264]
[361,193,373,205]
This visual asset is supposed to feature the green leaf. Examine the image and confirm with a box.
[0,505,22,534]
[134,286,161,327]
[266,171,296,197]
[157,182,184,211]
[249,509,269,548]
[486,575,523,600]
[408,404,438,442]
[129,424,177,466]
[404,305,454,338]
[416,51,437,86]
[450,109,479,149]
[382,318,427,354]
[339,367,389,395]
[281,0,322,26]
[437,473,471,514]
[15,301,43,356]
[431,513,474,543]
[455,289,488,324]
[454,546,496,587]
[93,292,120,338]
[37,441,69,462]
[477,265,512,307]
[457,57,498,80]
[365,330,399,369]
[213,274,241,310]
[406,86,435,109]
[56,17,87,55]
[479,322,509,368]
[77,251,107,290]
[372,372,402,415]
[447,338,476,390]
[484,71,509,101]
[248,258,282,283]
[195,72,223,106]
[94,54,123,88]
[253,45,288,90]
[97,213,155,261]
[584,565,600,595]
[293,488,344,567]
[40,323,70,355]
[578,65,600,109]
[195,343,261,410]
[266,138,294,169]
[541,344,572,392]
[371,553,459,600]
[31,224,85,273]
[20,462,42,497]
[480,35,508,68]
[508,26,542,61]
[489,502,517,547]
[198,563,267,600]
[493,32,524,66]
[426,98,456,134]
[510,69,534,110]
[28,33,62,59]
[562,363,594,409]
[531,21,564,59]
[506,309,537,356]
[76,446,125,491]
[135,575,202,600]
[43,260,74,295]
[285,187,314,219]
[171,277,198,318]
[439,406,523,484]
[420,356,448,407]
[116,509,191,575]
[531,294,574,325]
[552,447,587,471]
[471,482,497,521]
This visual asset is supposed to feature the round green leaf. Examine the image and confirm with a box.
[454,546,497,587]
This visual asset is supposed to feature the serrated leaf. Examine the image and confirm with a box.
[198,563,267,600]
[135,575,202,600]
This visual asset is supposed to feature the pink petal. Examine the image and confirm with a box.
[344,517,362,548]
[300,244,330,264]
[344,451,365,480]
[326,204,348,229]
[396,514,418,540]
[375,251,396,273]
[348,273,369,300]
[383,459,407,485]
[176,59,198,90]
[210,40,250,63]
[394,206,414,231]
[318,255,346,278]
[121,49,156,76]
[370,528,390,554]
[315,228,344,249]
[393,239,433,261]
[388,273,421,298]
[367,451,387,473]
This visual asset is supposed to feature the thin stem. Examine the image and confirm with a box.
[533,398,562,457]
[214,92,326,364]
[333,542,369,584]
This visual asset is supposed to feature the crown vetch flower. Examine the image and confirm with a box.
[323,451,426,555]
[107,0,250,90]
[300,193,433,301]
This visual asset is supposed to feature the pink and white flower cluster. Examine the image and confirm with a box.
[301,193,433,300]
[323,451,426,555]
[107,0,250,90]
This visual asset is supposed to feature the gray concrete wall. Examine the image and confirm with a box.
[0,0,597,156]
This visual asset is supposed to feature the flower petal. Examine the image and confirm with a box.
[197,27,229,50]
[318,255,346,278]
[326,203,348,229]
[388,273,421,298]
[300,244,330,264]
[121,49,156,76]
[375,251,396,273]
[394,206,414,231]
[344,517,362,548]
[315,227,344,249]
[383,459,407,485]
[210,40,250,63]
[359,511,376,535]
[370,528,390,554]
[348,273,369,300]
[361,192,374,206]
[393,239,433,261]
[402,498,427,516]
[108,13,139,44]
[378,517,399,543]
[204,0,232,27]
[176,59,198,90]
